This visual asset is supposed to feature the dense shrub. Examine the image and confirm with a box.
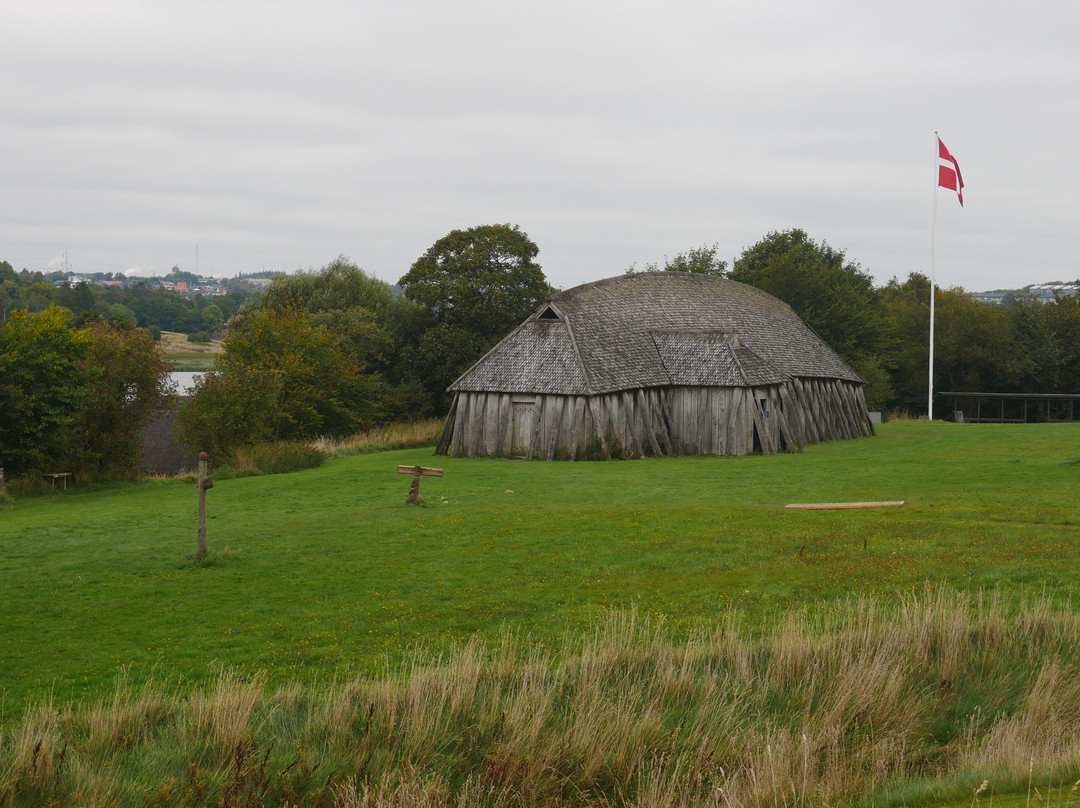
[179,308,382,460]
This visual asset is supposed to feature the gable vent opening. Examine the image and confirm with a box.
[538,306,560,320]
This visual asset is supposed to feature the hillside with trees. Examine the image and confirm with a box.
[0,259,259,337]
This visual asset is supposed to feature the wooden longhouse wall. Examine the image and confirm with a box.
[436,273,875,460]
[436,379,874,460]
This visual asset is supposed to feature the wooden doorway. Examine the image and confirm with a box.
[511,400,534,457]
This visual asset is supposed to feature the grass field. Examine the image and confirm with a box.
[158,329,223,371]
[2,421,1077,715]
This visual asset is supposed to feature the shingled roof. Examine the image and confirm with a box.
[449,272,862,395]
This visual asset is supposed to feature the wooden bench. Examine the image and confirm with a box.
[43,472,72,491]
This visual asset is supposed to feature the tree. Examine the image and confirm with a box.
[255,256,409,376]
[1006,291,1080,394]
[200,304,225,335]
[106,303,137,327]
[259,256,399,319]
[56,281,98,316]
[76,321,174,474]
[398,224,550,409]
[179,308,380,459]
[627,243,728,276]
[730,229,894,384]
[399,224,549,343]
[881,273,1019,413]
[0,306,92,474]
[177,366,284,460]
[22,281,56,313]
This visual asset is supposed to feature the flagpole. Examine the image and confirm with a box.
[929,131,939,421]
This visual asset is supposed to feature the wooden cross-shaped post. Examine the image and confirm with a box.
[396,465,444,504]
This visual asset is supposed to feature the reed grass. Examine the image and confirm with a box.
[213,440,327,477]
[3,588,1080,807]
[313,419,444,456]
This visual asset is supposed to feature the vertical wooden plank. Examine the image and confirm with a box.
[620,390,639,457]
[750,389,774,455]
[856,386,876,436]
[545,395,563,460]
[675,387,695,454]
[743,389,755,455]
[635,389,661,456]
[571,396,587,459]
[716,387,730,456]
[196,452,210,557]
[655,389,674,455]
[435,395,458,455]
[525,397,541,460]
[494,393,511,456]
[450,391,469,456]
[587,396,609,458]
[729,389,743,455]
[483,393,499,456]
[467,392,482,457]
[789,381,807,448]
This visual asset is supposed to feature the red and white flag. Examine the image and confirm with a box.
[937,137,964,206]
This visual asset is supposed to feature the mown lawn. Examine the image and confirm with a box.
[1,421,1078,719]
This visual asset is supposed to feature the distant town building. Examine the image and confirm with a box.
[971,282,1077,305]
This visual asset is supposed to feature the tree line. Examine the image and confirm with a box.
[3,225,1079,480]
[0,260,257,337]
[724,229,1080,413]
[178,224,549,460]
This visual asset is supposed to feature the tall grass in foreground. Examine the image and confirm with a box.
[313,419,444,457]
[4,588,1080,807]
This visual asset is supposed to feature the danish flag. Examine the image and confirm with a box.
[937,137,964,206]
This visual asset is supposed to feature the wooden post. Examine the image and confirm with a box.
[197,451,213,556]
[396,465,444,504]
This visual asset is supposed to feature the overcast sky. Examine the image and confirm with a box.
[3,1,1078,292]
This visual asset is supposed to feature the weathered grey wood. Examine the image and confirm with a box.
[526,398,542,460]
[441,376,872,459]
[586,396,606,458]
[396,465,444,477]
[450,391,468,457]
[435,397,457,455]
[398,465,444,504]
[44,472,72,491]
[496,395,514,458]
[786,501,904,510]
[482,394,499,456]
[196,452,210,557]
[570,396,587,459]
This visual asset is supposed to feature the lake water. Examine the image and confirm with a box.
[169,371,203,395]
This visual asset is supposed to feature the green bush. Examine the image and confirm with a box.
[187,330,212,344]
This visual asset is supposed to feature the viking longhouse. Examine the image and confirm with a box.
[436,272,874,459]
